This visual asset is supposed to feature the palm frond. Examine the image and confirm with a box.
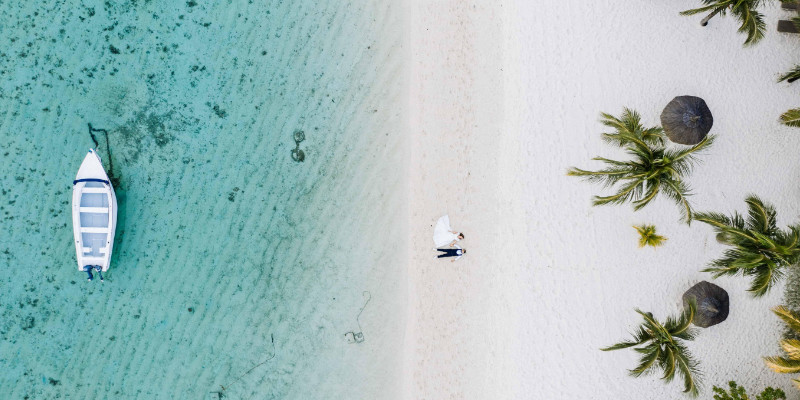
[736,7,766,46]
[630,344,661,377]
[765,356,800,373]
[781,339,800,360]
[632,182,661,212]
[668,135,716,165]
[680,3,728,16]
[601,340,641,352]
[780,108,800,127]
[773,306,800,333]
[590,157,634,167]
[695,212,755,242]
[660,346,676,382]
[694,211,735,230]
[745,195,776,234]
[747,265,778,297]
[778,65,800,84]
[673,342,701,397]
[660,178,693,224]
[667,301,695,336]
[592,179,644,207]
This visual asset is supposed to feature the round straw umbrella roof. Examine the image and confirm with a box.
[660,96,713,145]
[682,281,729,328]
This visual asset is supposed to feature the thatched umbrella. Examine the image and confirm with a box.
[660,96,713,145]
[683,281,729,328]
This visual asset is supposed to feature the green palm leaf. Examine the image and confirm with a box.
[601,340,644,351]
[778,65,800,83]
[673,342,701,396]
[780,108,800,127]
[631,344,661,377]
[667,301,695,336]
[745,195,775,233]
[660,178,693,223]
[680,2,728,16]
[738,8,766,46]
[781,339,800,359]
[765,356,800,374]
[773,306,800,333]
[747,266,776,297]
[660,346,676,381]
[668,135,715,164]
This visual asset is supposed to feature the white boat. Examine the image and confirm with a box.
[72,149,117,274]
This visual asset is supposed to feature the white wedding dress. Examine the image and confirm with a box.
[433,215,459,248]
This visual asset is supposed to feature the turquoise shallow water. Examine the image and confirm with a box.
[0,1,406,398]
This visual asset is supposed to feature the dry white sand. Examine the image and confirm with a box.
[407,0,800,398]
[406,1,525,398]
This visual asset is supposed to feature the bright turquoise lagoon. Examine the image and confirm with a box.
[0,1,406,398]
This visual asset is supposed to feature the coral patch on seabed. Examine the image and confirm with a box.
[291,129,306,162]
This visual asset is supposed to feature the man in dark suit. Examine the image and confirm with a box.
[437,245,466,262]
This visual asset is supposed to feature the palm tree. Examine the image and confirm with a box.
[680,0,769,46]
[634,224,668,248]
[695,196,800,297]
[568,109,714,223]
[764,306,800,389]
[602,303,700,397]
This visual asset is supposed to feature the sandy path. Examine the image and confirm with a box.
[405,1,526,398]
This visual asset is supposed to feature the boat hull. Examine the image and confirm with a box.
[72,149,117,272]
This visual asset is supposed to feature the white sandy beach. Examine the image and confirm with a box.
[407,0,800,398]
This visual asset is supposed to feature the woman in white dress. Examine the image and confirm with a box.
[433,215,465,248]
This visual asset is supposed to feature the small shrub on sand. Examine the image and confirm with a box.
[712,381,785,400]
[633,224,667,248]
